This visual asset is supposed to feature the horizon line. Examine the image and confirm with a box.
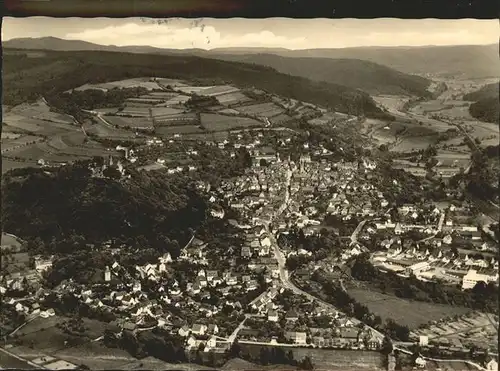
[4,35,498,51]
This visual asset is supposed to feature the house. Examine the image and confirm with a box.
[241,246,252,258]
[207,324,219,334]
[285,331,307,345]
[285,309,299,322]
[122,322,137,332]
[415,356,426,368]
[178,325,190,337]
[191,324,207,335]
[206,336,217,349]
[486,358,498,371]
[312,336,325,347]
[268,310,279,322]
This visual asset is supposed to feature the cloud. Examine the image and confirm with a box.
[65,23,308,49]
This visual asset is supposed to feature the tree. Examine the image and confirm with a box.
[299,356,314,370]
[260,347,270,365]
[229,339,241,358]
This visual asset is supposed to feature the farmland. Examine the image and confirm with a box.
[72,77,162,92]
[216,92,252,106]
[104,115,154,130]
[347,287,471,329]
[239,344,385,371]
[200,113,263,131]
[235,102,284,117]
[155,125,205,135]
[411,312,498,352]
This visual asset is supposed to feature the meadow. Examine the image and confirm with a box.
[347,287,471,329]
[200,113,263,131]
[236,102,284,117]
[105,115,154,129]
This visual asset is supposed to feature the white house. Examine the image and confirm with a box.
[462,269,499,290]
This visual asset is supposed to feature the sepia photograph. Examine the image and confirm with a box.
[0,17,499,371]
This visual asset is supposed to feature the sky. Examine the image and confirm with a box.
[2,17,498,50]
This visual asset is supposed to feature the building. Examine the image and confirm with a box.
[462,269,499,290]
[405,262,430,276]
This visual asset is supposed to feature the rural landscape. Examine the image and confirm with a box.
[1,18,499,371]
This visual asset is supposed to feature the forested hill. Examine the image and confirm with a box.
[207,54,433,97]
[2,48,391,119]
[1,162,208,257]
[463,83,499,124]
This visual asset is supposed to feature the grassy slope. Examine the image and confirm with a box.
[2,49,390,119]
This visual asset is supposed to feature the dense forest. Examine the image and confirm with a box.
[1,160,208,256]
[3,50,392,119]
[467,145,500,204]
[214,54,433,97]
[463,83,499,124]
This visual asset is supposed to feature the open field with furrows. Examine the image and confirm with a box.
[164,94,191,105]
[155,78,187,87]
[73,77,162,92]
[391,136,441,152]
[105,115,154,129]
[154,113,199,126]
[216,91,253,106]
[1,135,44,153]
[201,85,240,97]
[155,125,205,135]
[200,113,263,131]
[150,107,185,117]
[94,107,120,115]
[2,116,76,135]
[175,85,215,94]
[240,345,385,371]
[9,101,74,123]
[235,102,284,117]
[347,287,471,329]
[83,121,139,139]
[144,91,180,99]
[118,106,151,117]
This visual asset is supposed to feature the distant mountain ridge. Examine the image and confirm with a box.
[4,37,499,79]
[208,53,433,96]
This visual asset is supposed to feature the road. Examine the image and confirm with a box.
[264,166,387,341]
[0,347,43,369]
[350,219,368,246]
[226,315,249,344]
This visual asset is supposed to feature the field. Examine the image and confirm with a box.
[466,121,500,147]
[2,159,38,174]
[164,95,190,105]
[372,95,411,113]
[2,136,44,153]
[176,85,215,94]
[200,113,263,131]
[347,288,471,329]
[73,77,162,92]
[83,120,138,139]
[235,102,284,117]
[1,132,22,139]
[155,125,205,135]
[196,85,239,97]
[118,105,151,117]
[411,312,498,352]
[105,115,154,129]
[1,251,31,274]
[150,107,184,117]
[216,92,252,106]
[240,345,385,371]
[1,233,23,252]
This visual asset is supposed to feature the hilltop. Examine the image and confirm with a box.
[2,48,390,119]
[211,44,499,79]
[209,54,433,96]
[5,37,498,82]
